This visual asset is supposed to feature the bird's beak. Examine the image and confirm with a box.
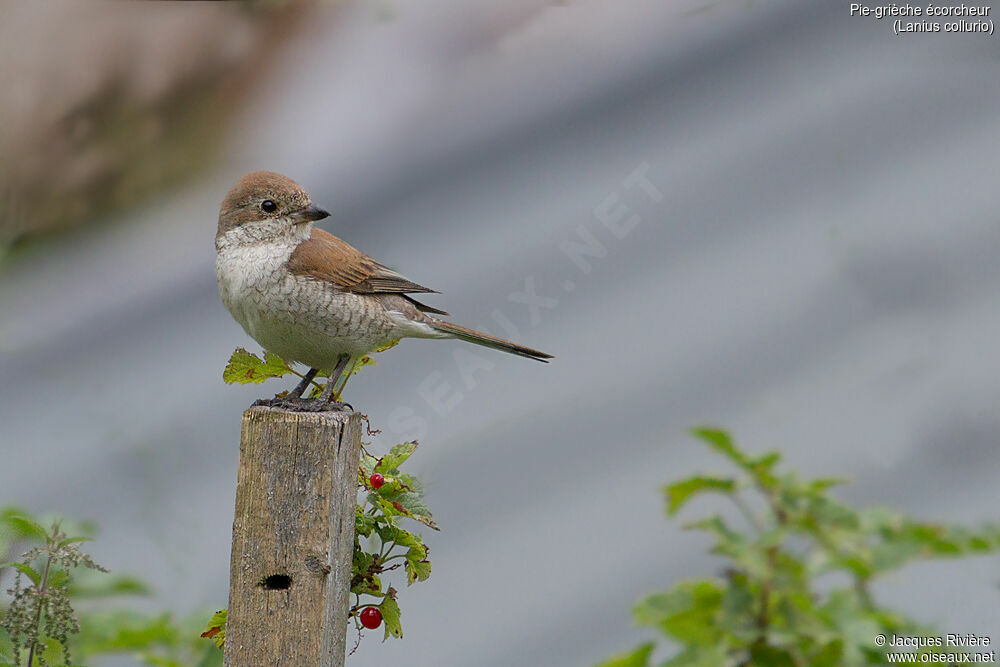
[290,205,330,224]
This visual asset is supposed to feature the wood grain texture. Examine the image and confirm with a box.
[224,406,361,667]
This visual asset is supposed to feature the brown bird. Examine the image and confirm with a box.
[215,171,551,403]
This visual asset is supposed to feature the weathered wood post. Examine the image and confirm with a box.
[225,405,362,667]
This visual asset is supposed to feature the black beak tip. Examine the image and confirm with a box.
[294,205,330,223]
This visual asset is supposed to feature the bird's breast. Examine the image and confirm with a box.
[215,242,401,367]
[216,241,296,319]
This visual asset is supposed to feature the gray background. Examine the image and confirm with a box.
[2,1,999,664]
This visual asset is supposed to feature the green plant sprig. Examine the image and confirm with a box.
[222,347,385,399]
[350,440,436,644]
[200,440,437,653]
[0,517,106,667]
[1,509,225,667]
[212,350,436,650]
[597,428,1000,667]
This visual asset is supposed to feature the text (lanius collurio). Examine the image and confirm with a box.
[849,3,995,35]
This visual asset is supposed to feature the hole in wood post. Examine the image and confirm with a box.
[260,574,292,590]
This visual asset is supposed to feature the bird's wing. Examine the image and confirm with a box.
[288,228,439,295]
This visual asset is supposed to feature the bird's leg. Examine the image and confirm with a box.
[288,367,318,398]
[253,366,324,411]
[319,354,352,402]
[330,353,360,400]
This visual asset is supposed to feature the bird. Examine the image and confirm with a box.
[215,171,551,404]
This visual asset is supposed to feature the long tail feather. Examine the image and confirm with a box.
[429,319,552,362]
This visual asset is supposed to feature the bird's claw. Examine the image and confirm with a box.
[252,397,353,413]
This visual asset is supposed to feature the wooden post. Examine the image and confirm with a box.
[225,406,362,667]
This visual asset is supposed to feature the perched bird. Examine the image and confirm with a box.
[215,171,551,403]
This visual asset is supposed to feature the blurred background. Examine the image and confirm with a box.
[2,0,999,665]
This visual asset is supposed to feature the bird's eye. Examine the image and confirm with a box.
[260,200,277,213]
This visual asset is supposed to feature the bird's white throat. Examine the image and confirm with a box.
[215,218,312,252]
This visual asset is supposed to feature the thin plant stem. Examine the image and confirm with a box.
[26,551,53,667]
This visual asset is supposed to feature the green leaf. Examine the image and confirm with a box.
[0,627,14,663]
[0,561,42,585]
[200,609,227,649]
[391,528,423,550]
[837,614,883,664]
[0,506,34,555]
[811,640,844,667]
[364,574,383,595]
[377,441,418,473]
[75,610,181,654]
[689,428,748,467]
[355,507,376,537]
[683,516,745,554]
[663,476,736,515]
[660,643,730,666]
[345,354,378,383]
[380,596,402,640]
[57,535,92,548]
[351,547,383,596]
[716,571,757,641]
[368,493,402,520]
[405,543,428,562]
[808,496,860,531]
[391,494,438,531]
[748,643,797,667]
[808,478,847,493]
[395,472,425,496]
[5,515,49,542]
[47,568,70,589]
[360,451,379,478]
[592,642,654,667]
[68,573,152,599]
[375,477,439,531]
[353,551,375,577]
[222,348,292,385]
[375,521,397,543]
[404,559,431,585]
[633,580,723,645]
[748,451,782,471]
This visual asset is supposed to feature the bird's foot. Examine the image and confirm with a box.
[253,397,354,412]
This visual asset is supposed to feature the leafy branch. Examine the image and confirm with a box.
[209,350,439,652]
[1,511,226,666]
[0,516,106,667]
[200,440,437,652]
[222,347,385,399]
[597,428,1000,667]
[350,441,436,644]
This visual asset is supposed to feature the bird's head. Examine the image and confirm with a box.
[217,171,330,247]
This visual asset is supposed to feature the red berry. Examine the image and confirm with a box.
[360,606,382,629]
[369,473,385,489]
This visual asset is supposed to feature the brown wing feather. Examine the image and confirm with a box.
[288,228,438,295]
[403,295,449,316]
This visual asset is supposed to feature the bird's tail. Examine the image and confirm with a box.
[429,319,552,362]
